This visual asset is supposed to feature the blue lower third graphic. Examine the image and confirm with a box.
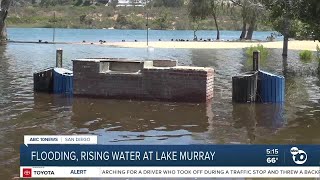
[20,145,320,167]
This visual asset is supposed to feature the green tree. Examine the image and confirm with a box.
[153,0,184,7]
[39,0,51,7]
[230,0,263,40]
[0,0,11,42]
[40,0,70,7]
[188,0,220,40]
[188,0,205,40]
[295,0,320,41]
[109,0,118,9]
[40,0,72,7]
[293,0,320,74]
[79,14,86,24]
[74,0,83,6]
[153,12,169,30]
[263,0,320,41]
[262,0,298,56]
[82,0,92,6]
[116,14,127,29]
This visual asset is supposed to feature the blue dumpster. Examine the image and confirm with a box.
[257,71,285,103]
[53,68,73,94]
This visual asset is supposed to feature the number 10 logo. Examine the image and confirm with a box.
[290,147,307,165]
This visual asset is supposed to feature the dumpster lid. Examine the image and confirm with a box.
[54,68,73,76]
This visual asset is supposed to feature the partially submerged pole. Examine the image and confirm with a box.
[53,12,56,43]
[146,12,149,47]
[253,50,260,71]
[56,49,63,68]
[318,60,320,75]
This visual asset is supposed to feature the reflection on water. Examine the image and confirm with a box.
[0,43,320,179]
[233,103,285,129]
[233,103,285,143]
[71,98,212,144]
[72,99,211,133]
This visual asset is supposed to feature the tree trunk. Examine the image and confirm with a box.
[282,56,288,77]
[240,22,247,40]
[282,36,289,57]
[212,11,220,40]
[193,23,199,41]
[282,0,290,57]
[282,23,289,57]
[193,30,197,41]
[245,21,255,40]
[0,0,11,42]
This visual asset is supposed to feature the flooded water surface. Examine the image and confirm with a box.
[0,41,320,179]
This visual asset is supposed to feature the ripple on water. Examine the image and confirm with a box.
[95,129,197,144]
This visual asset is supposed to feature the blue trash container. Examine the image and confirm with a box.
[257,71,285,103]
[53,68,73,94]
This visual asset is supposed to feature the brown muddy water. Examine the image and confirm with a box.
[0,43,320,179]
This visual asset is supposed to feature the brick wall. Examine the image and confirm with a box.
[153,60,177,67]
[73,59,214,102]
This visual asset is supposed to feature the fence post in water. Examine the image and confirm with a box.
[56,49,63,68]
[253,50,260,71]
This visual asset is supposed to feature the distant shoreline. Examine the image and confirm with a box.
[9,40,319,51]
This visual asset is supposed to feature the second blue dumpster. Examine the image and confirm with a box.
[257,71,285,103]
[53,68,73,94]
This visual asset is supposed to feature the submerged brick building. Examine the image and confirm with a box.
[73,58,214,102]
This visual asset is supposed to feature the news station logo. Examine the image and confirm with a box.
[290,147,307,165]
[23,168,32,178]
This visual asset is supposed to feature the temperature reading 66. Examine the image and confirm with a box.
[266,148,279,164]
[267,157,279,164]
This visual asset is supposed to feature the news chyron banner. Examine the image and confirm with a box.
[21,135,320,178]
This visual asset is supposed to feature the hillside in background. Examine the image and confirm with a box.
[7,0,272,31]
